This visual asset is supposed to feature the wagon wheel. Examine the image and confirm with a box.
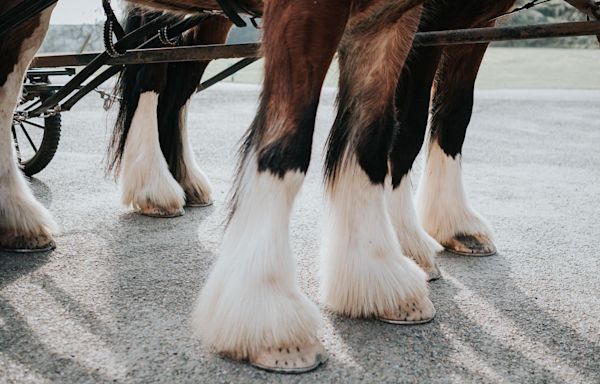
[11,111,61,177]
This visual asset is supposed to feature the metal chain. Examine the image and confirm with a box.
[102,0,127,57]
[158,27,179,46]
[104,20,126,58]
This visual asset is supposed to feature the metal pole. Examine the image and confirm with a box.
[31,21,600,69]
[413,20,600,46]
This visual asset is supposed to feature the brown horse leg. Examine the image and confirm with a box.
[321,6,435,324]
[193,1,350,373]
[388,45,445,280]
[0,6,56,252]
[416,43,497,256]
[159,16,233,207]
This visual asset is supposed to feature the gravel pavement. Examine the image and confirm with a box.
[1,84,599,383]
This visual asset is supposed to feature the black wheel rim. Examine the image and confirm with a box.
[12,115,46,166]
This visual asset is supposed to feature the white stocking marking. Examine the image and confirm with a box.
[193,158,321,359]
[177,102,212,204]
[0,8,56,236]
[321,156,428,317]
[416,141,494,244]
[387,173,442,270]
[120,92,185,211]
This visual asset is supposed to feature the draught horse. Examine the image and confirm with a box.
[1,0,596,374]
[107,7,232,217]
[2,0,433,372]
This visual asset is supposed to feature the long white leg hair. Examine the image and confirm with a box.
[0,7,57,251]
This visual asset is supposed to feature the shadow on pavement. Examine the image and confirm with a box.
[334,251,599,383]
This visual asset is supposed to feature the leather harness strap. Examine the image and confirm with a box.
[215,0,249,28]
[102,0,125,39]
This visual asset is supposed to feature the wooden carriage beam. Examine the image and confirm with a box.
[31,43,262,68]
[562,0,600,43]
[414,20,600,47]
[31,21,600,68]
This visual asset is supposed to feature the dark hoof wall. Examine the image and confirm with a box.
[444,234,496,257]
[185,200,213,208]
[138,206,185,218]
[185,190,213,208]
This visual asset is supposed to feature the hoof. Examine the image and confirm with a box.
[444,234,496,257]
[425,263,442,282]
[185,197,213,208]
[185,189,213,208]
[249,340,328,374]
[378,297,436,325]
[137,205,184,218]
[0,230,56,253]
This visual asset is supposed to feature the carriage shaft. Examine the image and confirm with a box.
[31,21,600,69]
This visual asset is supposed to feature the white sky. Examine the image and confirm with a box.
[50,0,124,24]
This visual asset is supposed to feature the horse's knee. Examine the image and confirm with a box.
[249,3,350,178]
[254,103,318,178]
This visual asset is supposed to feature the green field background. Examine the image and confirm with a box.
[203,48,600,90]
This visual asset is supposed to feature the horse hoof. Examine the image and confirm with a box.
[185,189,213,208]
[138,206,184,218]
[249,340,328,373]
[378,297,436,325]
[444,234,496,257]
[0,231,56,253]
[426,263,442,282]
[185,197,213,208]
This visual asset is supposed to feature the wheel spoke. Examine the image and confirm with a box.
[24,99,42,111]
[19,123,38,153]
[11,124,22,163]
[22,119,46,130]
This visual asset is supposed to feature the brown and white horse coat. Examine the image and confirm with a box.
[3,0,580,373]
[395,0,517,257]
[0,3,56,251]
[107,9,232,217]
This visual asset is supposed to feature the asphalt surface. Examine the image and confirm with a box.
[1,84,599,383]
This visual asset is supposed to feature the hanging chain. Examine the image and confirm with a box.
[158,27,179,46]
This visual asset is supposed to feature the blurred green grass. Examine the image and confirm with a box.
[203,48,600,90]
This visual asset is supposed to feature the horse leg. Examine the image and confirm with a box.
[168,100,213,206]
[193,1,350,372]
[388,45,444,281]
[321,6,434,323]
[416,43,496,256]
[0,7,56,252]
[118,63,187,218]
[158,17,232,207]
